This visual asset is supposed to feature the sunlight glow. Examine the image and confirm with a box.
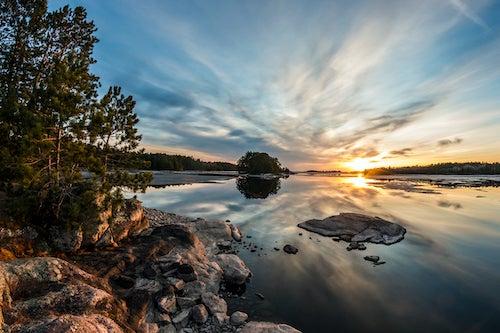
[345,158,373,172]
[346,174,370,188]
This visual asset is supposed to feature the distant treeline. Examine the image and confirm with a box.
[138,153,237,171]
[364,162,500,175]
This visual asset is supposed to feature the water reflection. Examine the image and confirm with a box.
[133,174,500,332]
[236,176,281,199]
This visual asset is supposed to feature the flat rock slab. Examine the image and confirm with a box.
[298,213,406,245]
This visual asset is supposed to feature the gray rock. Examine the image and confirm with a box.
[48,225,83,253]
[191,303,209,323]
[213,312,229,326]
[134,278,162,293]
[176,296,197,310]
[230,311,248,326]
[201,291,227,314]
[166,277,185,291]
[364,255,380,262]
[214,254,251,285]
[172,309,191,327]
[298,213,406,245]
[229,224,243,242]
[177,263,198,282]
[241,321,302,333]
[156,288,177,314]
[283,245,298,254]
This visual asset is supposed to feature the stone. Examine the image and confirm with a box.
[230,311,248,326]
[230,224,243,242]
[182,280,206,299]
[7,314,125,333]
[177,263,198,282]
[283,245,298,254]
[217,240,233,250]
[48,225,83,253]
[241,321,302,333]
[215,254,251,285]
[134,278,162,293]
[156,288,177,314]
[213,312,228,326]
[357,243,367,250]
[191,304,209,323]
[255,292,265,300]
[346,242,358,251]
[166,277,185,291]
[172,309,191,327]
[158,325,176,333]
[176,296,197,310]
[364,255,380,263]
[298,213,406,245]
[201,291,227,314]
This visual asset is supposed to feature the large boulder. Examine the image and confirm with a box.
[214,254,251,285]
[298,213,406,245]
[241,321,302,333]
[0,257,130,332]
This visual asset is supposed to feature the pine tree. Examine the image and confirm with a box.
[0,0,151,226]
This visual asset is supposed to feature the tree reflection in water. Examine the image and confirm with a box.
[236,176,281,199]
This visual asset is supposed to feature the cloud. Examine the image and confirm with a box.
[449,0,489,30]
[389,148,413,157]
[438,138,463,147]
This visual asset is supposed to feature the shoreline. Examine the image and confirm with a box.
[0,202,302,333]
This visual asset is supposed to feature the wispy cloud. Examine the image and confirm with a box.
[51,0,500,169]
[438,138,463,147]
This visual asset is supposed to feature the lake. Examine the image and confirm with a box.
[131,173,500,333]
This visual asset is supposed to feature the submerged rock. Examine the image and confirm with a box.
[283,245,298,254]
[298,213,406,245]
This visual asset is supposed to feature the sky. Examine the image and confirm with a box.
[48,0,500,171]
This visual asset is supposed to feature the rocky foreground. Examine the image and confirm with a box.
[0,200,301,333]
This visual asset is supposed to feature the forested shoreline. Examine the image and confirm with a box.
[137,153,237,171]
[364,162,500,176]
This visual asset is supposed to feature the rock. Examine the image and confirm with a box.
[213,312,228,326]
[158,325,176,333]
[346,242,358,251]
[230,311,248,325]
[182,280,206,299]
[166,277,185,291]
[134,278,162,293]
[241,321,302,333]
[156,288,177,314]
[201,291,227,314]
[172,309,191,327]
[255,292,265,300]
[229,224,243,242]
[217,240,233,250]
[283,245,298,254]
[48,225,83,253]
[364,255,380,263]
[0,257,128,332]
[177,263,198,282]
[298,213,406,245]
[109,198,148,243]
[214,254,251,285]
[191,304,209,324]
[357,243,367,250]
[176,296,197,310]
[8,314,125,333]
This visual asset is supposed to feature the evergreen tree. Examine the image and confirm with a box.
[0,1,151,226]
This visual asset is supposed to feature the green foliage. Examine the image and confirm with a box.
[237,151,284,174]
[364,162,500,176]
[139,153,237,171]
[0,1,151,227]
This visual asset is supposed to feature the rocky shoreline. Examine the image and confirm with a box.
[0,201,301,333]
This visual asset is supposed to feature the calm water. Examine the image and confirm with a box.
[132,174,500,333]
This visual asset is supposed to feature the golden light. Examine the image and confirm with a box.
[346,174,370,188]
[345,158,372,172]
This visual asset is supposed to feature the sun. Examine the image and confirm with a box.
[345,158,372,172]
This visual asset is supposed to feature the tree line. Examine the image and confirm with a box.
[364,162,500,176]
[0,1,151,227]
[138,153,237,171]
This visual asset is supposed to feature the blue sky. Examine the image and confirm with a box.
[48,0,500,170]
